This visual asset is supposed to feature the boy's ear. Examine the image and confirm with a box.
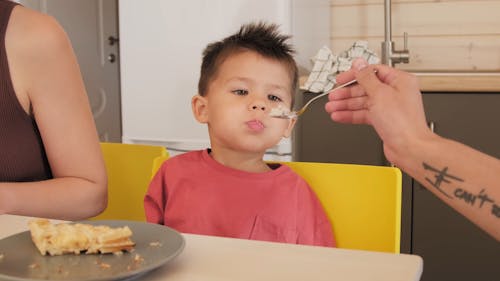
[191,94,209,123]
[282,117,297,138]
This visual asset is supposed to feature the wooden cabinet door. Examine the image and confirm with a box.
[414,93,500,281]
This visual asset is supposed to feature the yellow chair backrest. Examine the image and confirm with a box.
[151,157,401,253]
[283,162,402,253]
[152,155,169,178]
[91,142,168,221]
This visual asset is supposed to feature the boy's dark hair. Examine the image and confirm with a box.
[198,22,298,105]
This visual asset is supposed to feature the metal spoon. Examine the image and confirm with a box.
[269,78,359,119]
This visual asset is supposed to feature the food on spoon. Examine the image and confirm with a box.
[269,105,292,118]
[28,219,135,256]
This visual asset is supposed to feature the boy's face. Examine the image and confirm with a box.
[192,50,296,154]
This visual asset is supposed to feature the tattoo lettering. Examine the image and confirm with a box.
[454,189,494,208]
[492,204,500,218]
[454,188,477,205]
[422,163,498,219]
[454,188,498,218]
[423,162,463,198]
[477,189,495,208]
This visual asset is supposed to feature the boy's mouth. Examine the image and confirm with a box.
[246,120,265,132]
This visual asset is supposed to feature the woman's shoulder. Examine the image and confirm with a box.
[9,5,70,57]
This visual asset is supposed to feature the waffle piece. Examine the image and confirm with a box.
[28,219,135,256]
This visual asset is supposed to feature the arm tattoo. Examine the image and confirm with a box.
[422,162,499,219]
[423,162,463,198]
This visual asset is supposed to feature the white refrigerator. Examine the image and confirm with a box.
[119,0,330,160]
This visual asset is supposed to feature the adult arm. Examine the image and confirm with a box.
[0,6,107,220]
[324,59,500,241]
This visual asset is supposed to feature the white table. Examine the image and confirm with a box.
[1,214,423,281]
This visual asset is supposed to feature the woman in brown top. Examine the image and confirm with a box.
[0,1,107,220]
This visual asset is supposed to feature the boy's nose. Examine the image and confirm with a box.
[249,101,266,111]
[251,105,266,111]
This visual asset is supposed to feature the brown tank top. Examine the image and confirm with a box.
[0,0,52,182]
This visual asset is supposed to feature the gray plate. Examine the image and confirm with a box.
[0,220,185,281]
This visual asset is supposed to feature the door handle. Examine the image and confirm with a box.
[107,53,116,63]
[108,36,119,46]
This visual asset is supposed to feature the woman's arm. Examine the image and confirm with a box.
[0,6,107,220]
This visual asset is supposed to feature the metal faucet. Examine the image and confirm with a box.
[381,0,410,66]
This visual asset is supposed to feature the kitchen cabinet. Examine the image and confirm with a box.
[293,91,500,281]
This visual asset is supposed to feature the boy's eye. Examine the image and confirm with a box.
[268,94,283,102]
[232,89,248,96]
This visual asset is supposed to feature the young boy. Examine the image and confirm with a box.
[145,22,335,247]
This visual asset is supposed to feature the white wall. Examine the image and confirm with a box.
[119,0,330,159]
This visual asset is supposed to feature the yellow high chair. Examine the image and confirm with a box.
[151,157,402,253]
[283,162,402,253]
[90,142,168,221]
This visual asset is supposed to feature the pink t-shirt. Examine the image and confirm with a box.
[144,149,335,247]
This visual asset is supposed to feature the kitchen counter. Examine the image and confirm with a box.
[415,72,500,92]
[300,72,500,93]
